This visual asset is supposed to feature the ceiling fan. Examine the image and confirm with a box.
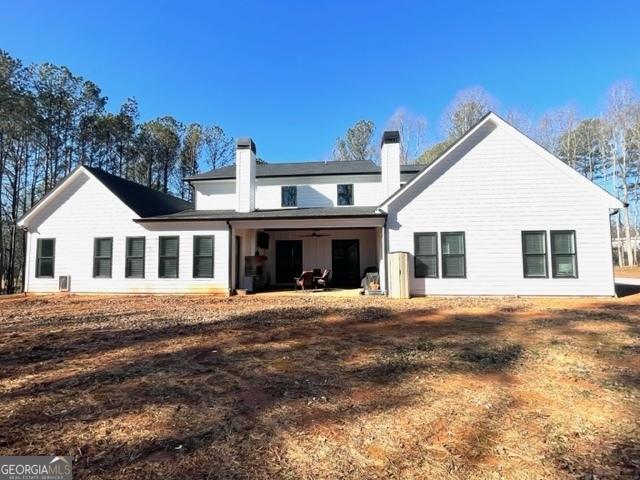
[301,231,330,238]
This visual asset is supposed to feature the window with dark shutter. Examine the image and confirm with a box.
[159,236,179,278]
[522,231,547,278]
[281,186,297,207]
[551,231,577,278]
[126,237,145,278]
[414,233,438,278]
[93,238,113,278]
[36,238,55,278]
[441,232,465,278]
[193,236,215,278]
[337,184,354,206]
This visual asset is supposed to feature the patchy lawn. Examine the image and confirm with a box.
[0,294,639,479]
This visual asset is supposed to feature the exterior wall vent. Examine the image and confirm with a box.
[59,275,71,292]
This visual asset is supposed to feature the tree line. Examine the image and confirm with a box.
[0,50,234,293]
[1,48,638,292]
[332,84,640,268]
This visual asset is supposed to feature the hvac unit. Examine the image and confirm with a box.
[58,275,71,292]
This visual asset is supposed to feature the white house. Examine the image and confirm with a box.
[18,113,625,296]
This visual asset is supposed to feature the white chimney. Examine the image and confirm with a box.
[235,138,256,212]
[381,130,401,199]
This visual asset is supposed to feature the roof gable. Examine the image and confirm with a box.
[18,166,191,226]
[379,112,625,210]
[83,167,191,217]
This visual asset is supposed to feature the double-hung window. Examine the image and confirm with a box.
[281,186,297,207]
[441,232,466,278]
[193,236,215,278]
[522,231,548,278]
[551,230,577,278]
[337,184,354,206]
[159,236,179,278]
[414,233,438,278]
[93,238,113,278]
[36,238,55,278]
[126,237,145,278]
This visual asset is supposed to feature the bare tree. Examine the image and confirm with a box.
[505,109,535,137]
[178,123,204,200]
[441,86,496,139]
[534,104,579,158]
[332,120,375,162]
[604,81,640,266]
[385,107,427,164]
[203,125,233,171]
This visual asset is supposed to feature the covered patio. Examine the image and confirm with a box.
[228,208,386,293]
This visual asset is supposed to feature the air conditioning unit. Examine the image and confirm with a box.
[58,275,71,292]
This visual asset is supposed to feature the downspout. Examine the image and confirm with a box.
[610,209,620,297]
[22,227,29,295]
[383,216,389,296]
[227,220,233,296]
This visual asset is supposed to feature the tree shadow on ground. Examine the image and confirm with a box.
[0,296,638,479]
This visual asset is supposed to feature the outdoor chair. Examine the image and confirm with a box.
[293,271,314,290]
[313,269,331,290]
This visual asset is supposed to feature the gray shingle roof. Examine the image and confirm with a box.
[185,160,425,181]
[136,206,384,222]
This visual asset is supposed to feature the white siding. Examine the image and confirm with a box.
[387,122,616,296]
[257,175,383,209]
[25,171,229,294]
[193,173,419,211]
[194,180,235,210]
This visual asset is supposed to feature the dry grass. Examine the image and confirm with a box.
[0,293,639,479]
[616,266,640,278]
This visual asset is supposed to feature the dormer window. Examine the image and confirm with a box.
[281,186,297,207]
[337,184,354,206]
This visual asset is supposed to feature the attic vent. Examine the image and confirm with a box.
[59,275,70,292]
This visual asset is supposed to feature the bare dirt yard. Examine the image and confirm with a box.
[0,293,639,479]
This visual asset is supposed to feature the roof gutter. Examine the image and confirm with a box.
[383,216,389,296]
[134,213,387,223]
[227,220,233,296]
[21,226,29,294]
[185,169,424,182]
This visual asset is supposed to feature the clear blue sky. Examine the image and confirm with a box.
[1,0,639,162]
